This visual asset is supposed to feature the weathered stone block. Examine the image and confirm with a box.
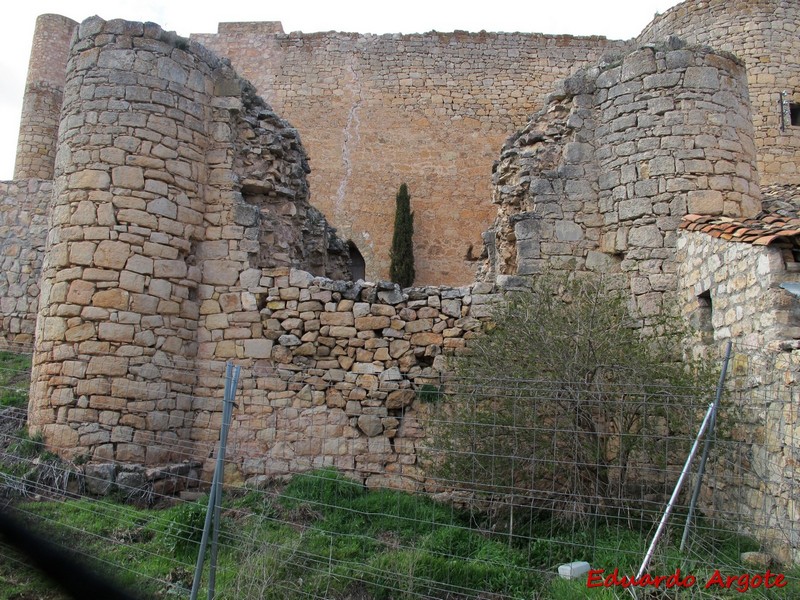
[244,338,274,358]
[98,322,135,342]
[410,332,443,346]
[94,241,131,270]
[355,315,391,330]
[69,170,110,190]
[684,66,720,90]
[687,190,723,215]
[357,414,383,437]
[112,166,145,189]
[321,312,354,327]
[92,288,129,309]
[203,260,240,285]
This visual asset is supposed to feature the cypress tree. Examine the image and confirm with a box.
[390,183,415,288]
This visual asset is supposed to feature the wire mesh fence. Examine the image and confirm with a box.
[0,340,798,598]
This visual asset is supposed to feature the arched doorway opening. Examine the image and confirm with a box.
[348,241,366,281]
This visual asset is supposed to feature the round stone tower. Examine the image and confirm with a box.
[29,17,217,464]
[637,0,800,185]
[14,14,77,180]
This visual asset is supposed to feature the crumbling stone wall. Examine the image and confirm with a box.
[482,43,760,331]
[637,0,800,185]
[192,24,629,285]
[195,270,494,489]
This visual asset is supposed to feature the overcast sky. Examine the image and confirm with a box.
[1,0,682,180]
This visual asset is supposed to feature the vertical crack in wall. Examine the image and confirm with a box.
[335,59,363,225]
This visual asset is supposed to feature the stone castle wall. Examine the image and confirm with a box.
[677,233,798,351]
[482,42,760,332]
[29,17,350,464]
[637,0,800,185]
[9,7,800,562]
[194,272,494,490]
[192,25,629,285]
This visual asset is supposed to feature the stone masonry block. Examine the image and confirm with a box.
[684,66,720,90]
[112,166,145,190]
[688,190,723,215]
[94,241,131,269]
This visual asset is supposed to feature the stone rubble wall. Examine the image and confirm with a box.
[14,14,77,180]
[482,42,760,331]
[194,270,495,489]
[637,0,800,185]
[698,347,800,564]
[192,25,630,285]
[0,180,51,345]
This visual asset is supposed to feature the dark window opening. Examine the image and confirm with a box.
[348,241,366,281]
[791,103,800,127]
[694,289,713,335]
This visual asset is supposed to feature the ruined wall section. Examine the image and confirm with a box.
[481,69,602,285]
[30,17,229,464]
[193,26,629,285]
[483,43,760,329]
[26,16,355,467]
[637,0,800,186]
[14,14,77,180]
[596,45,760,325]
[0,180,51,344]
[194,270,495,489]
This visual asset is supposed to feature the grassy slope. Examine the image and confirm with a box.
[5,469,795,600]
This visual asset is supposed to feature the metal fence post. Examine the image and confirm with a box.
[208,364,240,599]
[190,362,239,600]
[680,340,733,552]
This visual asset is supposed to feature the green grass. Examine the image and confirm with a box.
[0,350,31,408]
[2,469,795,599]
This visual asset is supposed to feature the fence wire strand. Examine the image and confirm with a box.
[0,340,798,598]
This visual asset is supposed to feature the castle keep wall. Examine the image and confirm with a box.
[192,25,628,285]
[637,0,800,185]
[14,14,77,180]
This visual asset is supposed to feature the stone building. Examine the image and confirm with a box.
[3,0,800,560]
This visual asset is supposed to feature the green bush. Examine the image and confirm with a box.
[433,274,714,524]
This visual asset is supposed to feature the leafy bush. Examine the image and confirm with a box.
[433,274,714,524]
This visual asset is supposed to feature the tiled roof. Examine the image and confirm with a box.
[680,213,800,246]
[680,184,800,246]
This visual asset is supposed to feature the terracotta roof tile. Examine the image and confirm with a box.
[680,212,800,246]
